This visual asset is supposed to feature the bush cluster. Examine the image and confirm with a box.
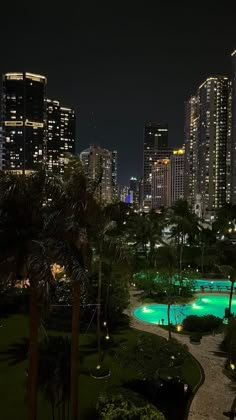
[183,315,222,332]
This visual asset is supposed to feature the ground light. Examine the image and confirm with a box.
[230,363,235,370]
[176,325,183,332]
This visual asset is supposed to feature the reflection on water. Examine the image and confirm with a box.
[134,295,236,326]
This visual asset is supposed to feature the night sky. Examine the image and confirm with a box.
[1,1,236,184]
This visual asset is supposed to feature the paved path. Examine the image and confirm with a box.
[128,292,235,420]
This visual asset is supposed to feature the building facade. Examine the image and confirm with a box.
[46,99,75,174]
[128,177,139,207]
[1,72,47,173]
[184,95,199,205]
[184,76,231,214]
[111,150,118,200]
[151,158,171,209]
[143,122,170,209]
[231,50,236,204]
[80,145,113,202]
[0,127,3,170]
[171,148,185,205]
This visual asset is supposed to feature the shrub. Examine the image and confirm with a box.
[183,315,222,332]
[222,316,236,365]
[96,393,165,419]
[189,332,202,343]
[124,377,191,420]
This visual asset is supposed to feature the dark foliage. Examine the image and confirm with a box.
[183,315,222,332]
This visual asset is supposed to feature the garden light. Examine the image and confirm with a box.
[176,325,183,332]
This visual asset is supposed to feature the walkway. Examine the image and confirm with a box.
[128,292,235,420]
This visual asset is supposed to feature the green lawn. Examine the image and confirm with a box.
[0,314,201,419]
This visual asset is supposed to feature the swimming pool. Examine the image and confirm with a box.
[133,295,236,326]
[133,273,233,292]
[193,279,232,291]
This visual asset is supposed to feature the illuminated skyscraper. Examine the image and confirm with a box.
[143,122,171,209]
[185,77,231,214]
[184,95,199,205]
[80,145,113,202]
[46,99,75,174]
[0,127,3,170]
[1,72,47,173]
[231,50,236,204]
[111,150,118,200]
[151,158,171,209]
[128,177,139,206]
[171,148,185,205]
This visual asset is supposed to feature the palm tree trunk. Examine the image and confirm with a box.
[27,280,39,420]
[97,257,102,365]
[51,402,55,420]
[179,234,183,273]
[167,303,171,340]
[62,400,65,420]
[201,244,204,275]
[67,399,70,420]
[105,279,110,325]
[70,281,80,420]
[228,280,235,318]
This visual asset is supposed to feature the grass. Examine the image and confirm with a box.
[0,314,202,419]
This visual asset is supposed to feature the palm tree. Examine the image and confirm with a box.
[128,209,164,280]
[90,203,129,366]
[157,245,177,339]
[0,171,55,420]
[167,200,199,276]
[198,226,215,274]
[0,335,71,420]
[217,265,236,319]
[38,336,71,420]
[213,204,236,238]
[0,167,88,420]
[45,162,94,420]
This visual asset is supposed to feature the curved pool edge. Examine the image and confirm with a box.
[133,294,235,326]
[130,303,206,420]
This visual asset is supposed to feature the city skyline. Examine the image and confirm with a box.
[1,2,236,183]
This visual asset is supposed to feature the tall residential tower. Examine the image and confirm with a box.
[1,72,47,173]
[80,145,114,203]
[171,148,185,205]
[143,122,171,209]
[46,99,75,174]
[184,77,231,215]
[231,50,236,204]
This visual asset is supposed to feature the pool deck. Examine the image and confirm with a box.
[128,290,235,420]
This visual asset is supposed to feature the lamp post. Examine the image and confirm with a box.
[228,275,235,319]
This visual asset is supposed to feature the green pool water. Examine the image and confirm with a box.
[133,273,232,291]
[133,295,236,326]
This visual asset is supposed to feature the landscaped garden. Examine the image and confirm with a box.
[1,159,236,419]
[0,313,201,420]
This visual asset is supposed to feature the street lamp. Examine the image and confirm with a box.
[227,275,235,320]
